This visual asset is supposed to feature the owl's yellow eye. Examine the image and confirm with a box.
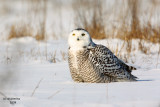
[72,33,75,36]
[82,33,85,36]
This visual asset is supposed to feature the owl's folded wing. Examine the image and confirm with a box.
[89,45,137,80]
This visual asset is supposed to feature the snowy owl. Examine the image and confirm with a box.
[68,28,137,83]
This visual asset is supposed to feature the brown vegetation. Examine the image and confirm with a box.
[72,0,106,39]
[117,0,160,44]
[73,0,160,45]
[8,0,47,41]
[8,0,160,43]
[8,24,33,39]
[7,0,160,56]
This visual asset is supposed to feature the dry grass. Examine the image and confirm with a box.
[72,0,160,57]
[72,0,107,39]
[6,0,160,61]
[34,0,47,41]
[60,51,67,61]
[156,45,160,68]
[8,0,160,43]
[51,51,57,63]
[8,24,33,40]
[138,40,150,54]
[31,78,43,97]
[2,48,67,64]
[48,88,64,99]
[8,0,47,41]
[114,0,160,56]
[117,0,160,43]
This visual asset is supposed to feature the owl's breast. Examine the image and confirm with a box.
[69,49,89,69]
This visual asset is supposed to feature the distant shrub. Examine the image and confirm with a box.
[8,24,33,39]
[72,0,107,39]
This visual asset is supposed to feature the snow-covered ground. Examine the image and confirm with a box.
[0,37,160,107]
[0,63,160,107]
[0,0,160,106]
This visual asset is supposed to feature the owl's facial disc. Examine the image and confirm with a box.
[68,29,92,50]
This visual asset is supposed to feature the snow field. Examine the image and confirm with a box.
[0,37,160,107]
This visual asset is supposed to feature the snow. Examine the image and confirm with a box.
[0,37,160,107]
[0,0,160,106]
[0,63,160,107]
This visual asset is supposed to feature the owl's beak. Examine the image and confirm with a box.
[77,38,80,41]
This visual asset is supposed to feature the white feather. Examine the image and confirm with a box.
[68,30,91,50]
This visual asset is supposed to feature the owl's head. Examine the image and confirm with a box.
[68,28,94,50]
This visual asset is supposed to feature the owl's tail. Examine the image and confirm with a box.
[121,62,137,73]
[124,65,138,80]
[130,74,138,80]
[129,66,136,70]
[118,59,136,73]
